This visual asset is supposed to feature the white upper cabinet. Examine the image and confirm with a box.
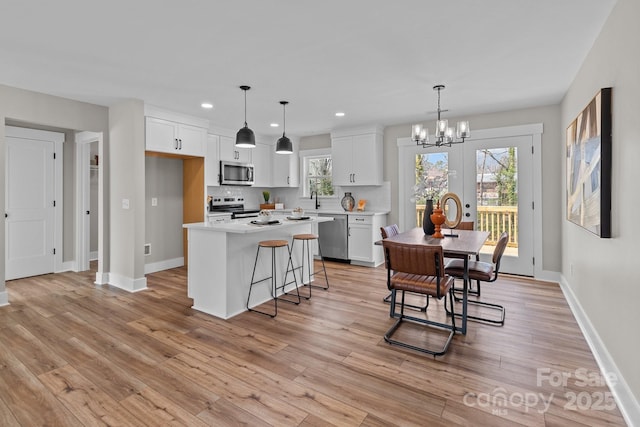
[218,135,252,163]
[252,142,272,187]
[205,134,220,186]
[272,142,299,187]
[145,117,206,157]
[331,126,383,186]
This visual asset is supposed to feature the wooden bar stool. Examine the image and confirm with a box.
[246,239,300,317]
[286,233,329,299]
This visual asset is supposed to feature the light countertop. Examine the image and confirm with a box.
[269,209,389,216]
[184,215,333,234]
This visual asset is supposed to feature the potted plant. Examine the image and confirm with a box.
[260,190,275,210]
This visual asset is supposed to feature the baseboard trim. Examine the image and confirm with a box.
[144,257,184,274]
[559,275,640,426]
[0,290,8,307]
[94,271,109,285]
[108,273,147,293]
[89,251,98,261]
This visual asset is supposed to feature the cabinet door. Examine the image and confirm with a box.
[205,134,220,186]
[273,150,299,187]
[348,223,372,262]
[351,134,382,185]
[146,117,178,153]
[219,136,252,162]
[177,123,205,156]
[331,136,353,186]
[252,143,272,187]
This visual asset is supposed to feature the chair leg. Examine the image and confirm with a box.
[385,291,429,312]
[445,279,505,326]
[384,290,455,357]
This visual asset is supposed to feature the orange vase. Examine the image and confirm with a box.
[430,200,446,238]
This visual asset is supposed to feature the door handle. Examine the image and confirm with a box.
[465,203,470,208]
[465,212,471,217]
[86,210,90,215]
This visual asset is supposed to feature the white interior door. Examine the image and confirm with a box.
[5,134,56,280]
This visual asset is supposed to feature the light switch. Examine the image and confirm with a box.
[151,197,158,207]
[122,198,130,209]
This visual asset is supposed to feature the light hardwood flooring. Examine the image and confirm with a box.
[0,261,627,426]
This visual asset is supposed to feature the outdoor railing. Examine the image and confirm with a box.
[416,204,518,247]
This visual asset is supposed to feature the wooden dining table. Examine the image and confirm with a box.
[380,227,489,335]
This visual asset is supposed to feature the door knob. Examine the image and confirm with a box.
[86,210,90,215]
[465,203,470,208]
[465,213,471,217]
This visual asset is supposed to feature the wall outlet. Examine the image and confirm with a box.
[144,243,151,255]
[122,198,130,209]
[151,197,158,207]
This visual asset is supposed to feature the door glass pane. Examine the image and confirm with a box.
[414,152,448,227]
[476,148,518,255]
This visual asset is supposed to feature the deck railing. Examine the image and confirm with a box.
[416,204,518,247]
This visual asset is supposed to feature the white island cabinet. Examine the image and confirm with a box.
[184,216,332,319]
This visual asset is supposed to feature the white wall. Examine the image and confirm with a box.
[145,156,183,264]
[108,99,146,291]
[561,0,640,419]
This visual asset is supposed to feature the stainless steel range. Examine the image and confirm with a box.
[208,195,261,219]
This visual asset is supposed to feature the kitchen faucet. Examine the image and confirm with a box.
[310,191,320,209]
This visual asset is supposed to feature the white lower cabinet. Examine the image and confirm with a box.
[348,214,387,267]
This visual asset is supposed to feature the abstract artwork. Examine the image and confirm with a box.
[566,88,612,238]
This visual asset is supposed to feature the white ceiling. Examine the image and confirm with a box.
[0,0,617,137]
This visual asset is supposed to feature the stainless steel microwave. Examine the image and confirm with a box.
[220,161,254,186]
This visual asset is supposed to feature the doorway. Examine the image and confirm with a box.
[399,124,542,276]
[5,126,63,280]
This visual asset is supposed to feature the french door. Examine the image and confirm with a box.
[401,130,536,276]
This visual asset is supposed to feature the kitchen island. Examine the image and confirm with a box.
[183,216,333,319]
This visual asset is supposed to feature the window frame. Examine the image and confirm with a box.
[299,148,336,198]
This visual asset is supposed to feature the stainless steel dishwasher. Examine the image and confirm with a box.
[317,213,349,262]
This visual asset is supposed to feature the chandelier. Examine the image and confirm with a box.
[412,85,470,148]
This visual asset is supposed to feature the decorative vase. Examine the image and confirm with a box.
[430,200,446,238]
[422,199,435,235]
[341,192,355,212]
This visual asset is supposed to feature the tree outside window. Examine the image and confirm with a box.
[306,155,334,197]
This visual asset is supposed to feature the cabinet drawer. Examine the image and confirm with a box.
[349,215,372,225]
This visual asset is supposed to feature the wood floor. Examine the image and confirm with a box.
[0,261,626,426]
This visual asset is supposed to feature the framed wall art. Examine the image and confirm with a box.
[566,87,612,238]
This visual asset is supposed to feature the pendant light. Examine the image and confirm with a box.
[235,85,255,148]
[275,100,293,154]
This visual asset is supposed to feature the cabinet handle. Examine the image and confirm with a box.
[348,227,351,236]
[287,176,290,185]
[355,218,364,221]
[178,139,182,150]
[174,138,179,150]
[352,173,356,183]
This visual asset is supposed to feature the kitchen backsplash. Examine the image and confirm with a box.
[208,182,391,212]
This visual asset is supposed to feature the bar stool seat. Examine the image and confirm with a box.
[247,239,300,317]
[287,233,329,299]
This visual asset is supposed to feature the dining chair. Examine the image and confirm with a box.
[444,221,481,296]
[444,232,509,325]
[380,225,428,312]
[381,240,456,356]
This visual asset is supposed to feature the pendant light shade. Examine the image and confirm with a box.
[275,101,293,154]
[235,85,255,148]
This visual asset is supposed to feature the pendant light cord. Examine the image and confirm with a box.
[282,103,286,137]
[244,89,248,127]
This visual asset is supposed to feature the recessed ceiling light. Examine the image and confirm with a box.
[270,123,279,127]
[201,102,213,109]
[335,112,345,117]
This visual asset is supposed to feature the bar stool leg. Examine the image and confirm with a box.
[312,239,330,290]
[247,243,301,318]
